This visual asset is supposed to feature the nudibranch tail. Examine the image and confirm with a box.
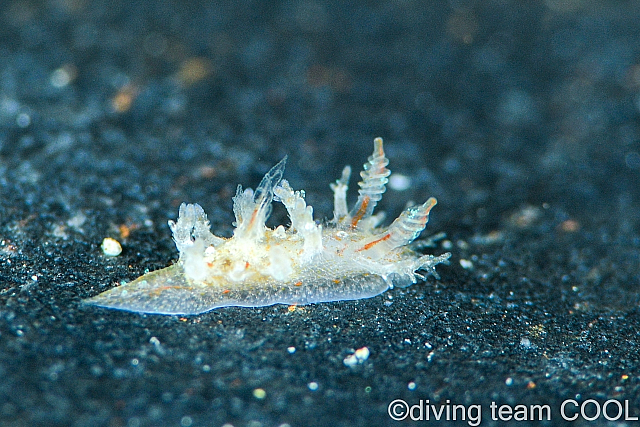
[86,137,450,315]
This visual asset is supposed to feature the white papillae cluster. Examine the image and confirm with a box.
[170,137,449,286]
[87,137,450,314]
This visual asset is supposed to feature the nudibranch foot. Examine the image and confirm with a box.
[86,137,451,315]
[86,264,394,315]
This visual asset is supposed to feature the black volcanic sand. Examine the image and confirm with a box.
[1,1,639,426]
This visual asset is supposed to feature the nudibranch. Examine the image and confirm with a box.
[86,138,451,315]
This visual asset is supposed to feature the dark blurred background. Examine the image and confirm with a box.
[1,0,639,426]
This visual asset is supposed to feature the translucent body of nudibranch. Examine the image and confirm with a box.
[86,138,451,314]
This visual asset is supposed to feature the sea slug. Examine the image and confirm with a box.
[86,138,451,314]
